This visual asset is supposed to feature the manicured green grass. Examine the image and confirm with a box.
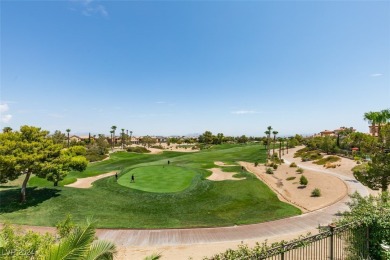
[0,143,301,228]
[119,165,197,193]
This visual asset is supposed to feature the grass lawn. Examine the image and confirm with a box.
[119,165,197,193]
[0,143,301,228]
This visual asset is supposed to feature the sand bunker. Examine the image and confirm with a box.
[207,167,245,181]
[65,171,117,188]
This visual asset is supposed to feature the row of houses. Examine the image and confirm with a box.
[314,127,356,137]
[315,125,379,137]
[68,135,168,144]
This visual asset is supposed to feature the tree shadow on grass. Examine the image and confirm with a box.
[0,187,61,214]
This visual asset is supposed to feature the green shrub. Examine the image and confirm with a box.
[299,175,308,186]
[266,168,273,174]
[85,153,108,162]
[290,162,297,167]
[296,168,304,174]
[313,155,340,165]
[294,147,309,158]
[273,164,278,170]
[254,161,259,167]
[126,146,151,153]
[151,145,164,149]
[286,176,296,181]
[337,192,390,259]
[311,188,321,197]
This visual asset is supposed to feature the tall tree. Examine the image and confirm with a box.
[66,128,71,147]
[199,131,214,144]
[110,130,114,150]
[377,109,390,141]
[272,130,278,156]
[51,130,66,146]
[265,126,272,158]
[121,128,125,149]
[111,125,117,148]
[129,131,133,146]
[0,126,88,201]
[217,133,224,144]
[2,126,12,133]
[366,152,390,191]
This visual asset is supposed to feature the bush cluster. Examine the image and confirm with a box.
[299,175,308,186]
[313,155,340,165]
[126,146,151,153]
[311,188,321,197]
[289,162,297,168]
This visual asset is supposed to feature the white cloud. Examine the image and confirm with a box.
[72,0,108,17]
[82,2,108,17]
[156,101,166,104]
[231,110,259,115]
[370,73,383,77]
[1,115,12,123]
[0,103,12,123]
[0,103,9,113]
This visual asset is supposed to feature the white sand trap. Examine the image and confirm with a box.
[207,168,245,181]
[65,171,117,188]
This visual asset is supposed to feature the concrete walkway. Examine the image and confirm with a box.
[96,157,370,247]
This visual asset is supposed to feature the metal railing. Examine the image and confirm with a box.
[256,223,369,260]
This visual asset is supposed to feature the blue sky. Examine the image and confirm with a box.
[1,1,389,137]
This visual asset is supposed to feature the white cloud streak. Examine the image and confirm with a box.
[231,110,259,115]
[72,0,108,17]
[0,103,12,123]
[370,73,383,77]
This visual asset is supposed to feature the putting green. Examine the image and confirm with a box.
[118,165,197,193]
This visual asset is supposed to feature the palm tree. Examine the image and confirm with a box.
[378,109,390,141]
[44,219,117,259]
[110,130,114,150]
[364,111,379,137]
[111,126,117,148]
[121,128,125,149]
[278,137,283,158]
[126,129,129,146]
[272,130,278,156]
[129,131,133,146]
[66,129,71,147]
[265,126,272,158]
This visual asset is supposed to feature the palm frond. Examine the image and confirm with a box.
[44,220,97,260]
[143,252,163,260]
[84,240,117,260]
